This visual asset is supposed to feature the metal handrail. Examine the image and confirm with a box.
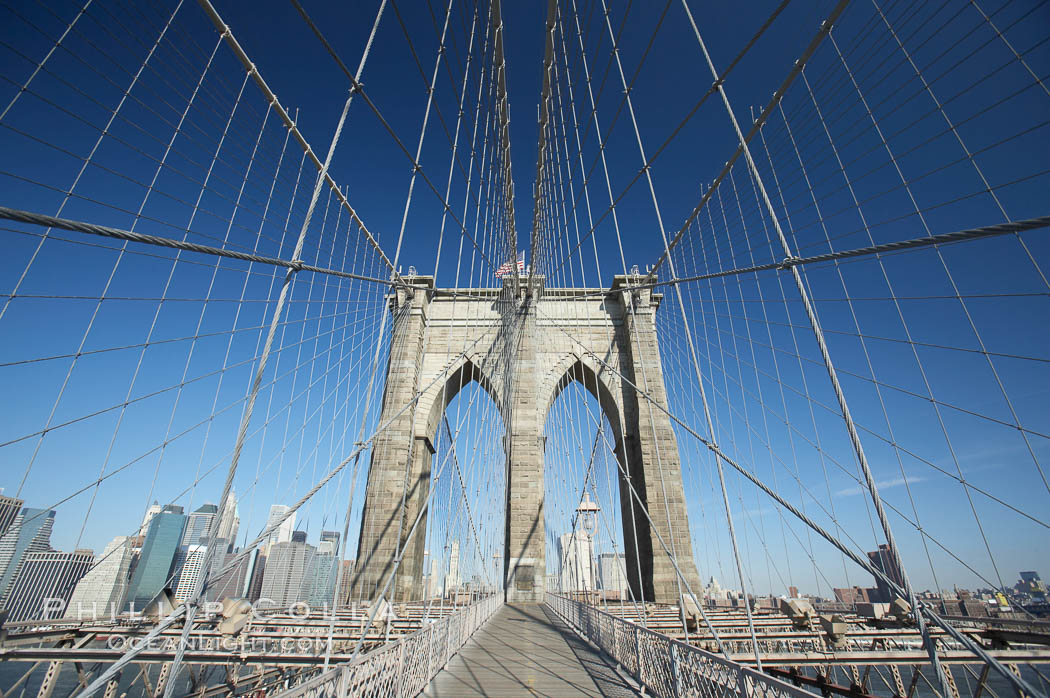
[269,594,502,698]
[546,592,816,697]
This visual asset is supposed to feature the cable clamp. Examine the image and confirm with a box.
[777,256,800,269]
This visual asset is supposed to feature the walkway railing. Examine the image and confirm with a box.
[270,594,502,698]
[546,593,814,698]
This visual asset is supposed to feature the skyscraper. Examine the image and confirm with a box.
[444,541,461,593]
[247,555,267,602]
[319,530,340,554]
[264,505,295,552]
[206,548,258,602]
[5,549,94,622]
[597,552,628,597]
[67,536,135,620]
[424,557,439,599]
[214,491,239,548]
[181,504,218,547]
[0,507,56,603]
[173,544,208,603]
[558,530,594,593]
[0,494,24,539]
[125,505,186,611]
[139,501,162,537]
[867,544,904,603]
[309,532,340,606]
[260,537,315,607]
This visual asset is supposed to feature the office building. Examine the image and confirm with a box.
[173,544,208,603]
[214,491,239,547]
[597,552,628,596]
[319,531,340,554]
[309,551,338,607]
[0,507,56,603]
[264,505,295,552]
[867,544,904,603]
[246,554,267,602]
[260,537,315,607]
[558,530,594,592]
[181,504,218,547]
[5,549,94,622]
[125,505,186,611]
[444,541,460,593]
[834,586,875,605]
[1018,571,1047,602]
[139,501,163,537]
[0,494,24,539]
[206,548,258,602]
[67,536,135,620]
[422,556,437,599]
[308,531,340,606]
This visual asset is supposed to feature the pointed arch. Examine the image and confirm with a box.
[418,355,504,444]
[542,353,623,444]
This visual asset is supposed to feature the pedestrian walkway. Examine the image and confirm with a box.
[423,603,640,697]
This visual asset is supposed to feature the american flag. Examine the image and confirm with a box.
[495,251,525,277]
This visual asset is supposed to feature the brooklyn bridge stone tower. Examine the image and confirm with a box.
[351,273,701,604]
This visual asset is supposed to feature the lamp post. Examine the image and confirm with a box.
[576,491,600,600]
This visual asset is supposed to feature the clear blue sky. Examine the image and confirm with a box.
[0,0,1047,597]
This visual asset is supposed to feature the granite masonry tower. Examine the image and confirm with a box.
[351,274,701,604]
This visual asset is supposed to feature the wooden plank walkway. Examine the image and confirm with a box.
[423,603,640,697]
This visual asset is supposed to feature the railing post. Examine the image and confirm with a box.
[443,615,452,668]
[423,623,435,684]
[335,665,348,697]
[670,642,682,698]
[396,640,406,698]
[635,626,643,687]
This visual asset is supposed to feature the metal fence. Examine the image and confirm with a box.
[546,593,815,698]
[270,594,502,698]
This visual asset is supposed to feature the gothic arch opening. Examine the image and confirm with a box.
[542,358,638,601]
[354,357,507,603]
[417,364,507,603]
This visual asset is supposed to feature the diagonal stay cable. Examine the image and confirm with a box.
[548,0,794,280]
[535,302,1046,698]
[574,213,1050,296]
[195,0,393,273]
[0,206,433,290]
[286,0,499,276]
[76,323,501,697]
[645,0,850,284]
